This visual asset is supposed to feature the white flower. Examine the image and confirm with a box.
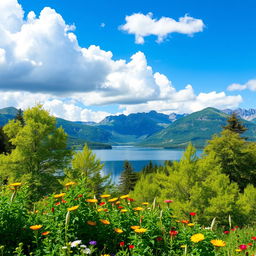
[71,240,82,247]
[80,244,87,248]
[62,246,68,250]
[82,248,91,254]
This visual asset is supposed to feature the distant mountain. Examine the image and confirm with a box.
[0,107,19,116]
[141,107,256,148]
[98,111,183,138]
[223,108,256,121]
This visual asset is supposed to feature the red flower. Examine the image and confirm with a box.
[248,243,252,246]
[223,231,230,234]
[119,241,125,247]
[62,199,67,203]
[169,230,178,236]
[51,207,55,213]
[127,198,135,202]
[189,212,196,216]
[156,237,163,241]
[118,206,124,209]
[252,236,256,240]
[99,202,106,206]
[55,202,61,206]
[77,194,83,198]
[239,244,247,251]
[128,245,135,249]
[231,228,236,231]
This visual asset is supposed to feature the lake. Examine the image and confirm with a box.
[92,146,187,183]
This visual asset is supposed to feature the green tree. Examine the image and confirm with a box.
[66,144,110,195]
[0,105,71,200]
[0,127,13,155]
[119,160,138,195]
[15,108,25,126]
[223,113,247,134]
[203,129,256,190]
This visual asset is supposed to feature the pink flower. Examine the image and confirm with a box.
[239,244,247,251]
[164,200,173,203]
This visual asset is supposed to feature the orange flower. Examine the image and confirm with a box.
[54,193,66,199]
[100,219,110,225]
[181,220,190,224]
[65,181,76,187]
[86,199,98,203]
[134,228,147,233]
[42,231,50,236]
[30,225,43,231]
[100,194,111,198]
[131,225,140,230]
[87,221,97,226]
[114,228,123,233]
[67,205,79,211]
[133,207,144,211]
[120,195,129,199]
[108,198,118,203]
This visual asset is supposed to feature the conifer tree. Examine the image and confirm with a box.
[119,161,138,194]
[224,113,247,134]
[0,127,12,154]
[15,108,25,126]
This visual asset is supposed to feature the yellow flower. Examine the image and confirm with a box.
[235,249,242,252]
[114,228,123,233]
[30,225,43,231]
[191,233,205,243]
[188,223,195,227]
[97,208,105,212]
[134,228,147,233]
[101,255,111,256]
[86,199,98,203]
[120,195,129,199]
[131,225,140,230]
[9,182,22,187]
[180,245,187,248]
[211,240,226,247]
[54,193,66,199]
[87,221,97,226]
[100,219,110,225]
[108,197,118,202]
[100,194,111,198]
[142,202,149,205]
[115,201,120,205]
[133,207,144,211]
[67,205,79,211]
[120,209,128,213]
[65,181,76,187]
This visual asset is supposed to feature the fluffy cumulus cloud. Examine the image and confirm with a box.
[0,0,242,121]
[227,79,256,91]
[120,12,204,44]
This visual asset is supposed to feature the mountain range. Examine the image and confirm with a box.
[0,107,256,149]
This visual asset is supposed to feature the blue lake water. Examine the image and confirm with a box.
[92,146,189,183]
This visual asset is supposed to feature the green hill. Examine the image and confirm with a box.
[141,107,256,148]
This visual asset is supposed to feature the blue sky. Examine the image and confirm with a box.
[0,0,255,121]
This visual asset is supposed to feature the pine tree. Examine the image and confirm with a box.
[119,161,138,194]
[224,113,247,134]
[0,127,13,154]
[15,109,25,126]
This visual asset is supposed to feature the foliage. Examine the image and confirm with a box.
[0,105,72,200]
[118,161,138,195]
[223,113,247,134]
[65,145,111,195]
[203,129,256,190]
[0,127,13,155]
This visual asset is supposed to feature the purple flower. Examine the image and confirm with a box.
[89,240,97,245]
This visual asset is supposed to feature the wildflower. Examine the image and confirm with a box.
[133,207,144,211]
[71,240,82,247]
[181,220,189,224]
[118,206,124,209]
[100,194,111,198]
[189,212,196,216]
[86,199,98,203]
[252,237,256,240]
[100,219,110,225]
[87,221,96,226]
[51,207,55,213]
[42,231,50,236]
[62,199,67,203]
[54,193,66,199]
[190,233,205,243]
[239,244,247,251]
[164,199,173,203]
[188,223,195,227]
[67,205,79,211]
[120,195,129,199]
[55,202,61,206]
[128,245,135,249]
[77,194,83,198]
[131,225,140,230]
[119,241,125,247]
[223,231,230,234]
[156,237,163,241]
[169,230,178,236]
[142,202,149,205]
[211,240,226,247]
[101,255,110,256]
[89,241,97,245]
[120,209,128,213]
[82,248,91,254]
[9,182,22,187]
[108,197,118,202]
[235,249,242,252]
[114,228,123,233]
[99,202,106,206]
[248,243,252,246]
[127,198,134,202]
[30,225,43,231]
[65,181,76,187]
[134,228,147,233]
[116,201,121,205]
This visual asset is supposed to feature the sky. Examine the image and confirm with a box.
[0,0,255,122]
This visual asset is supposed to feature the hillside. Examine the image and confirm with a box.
[141,107,256,148]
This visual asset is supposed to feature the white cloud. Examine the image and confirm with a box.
[227,79,256,91]
[120,13,204,44]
